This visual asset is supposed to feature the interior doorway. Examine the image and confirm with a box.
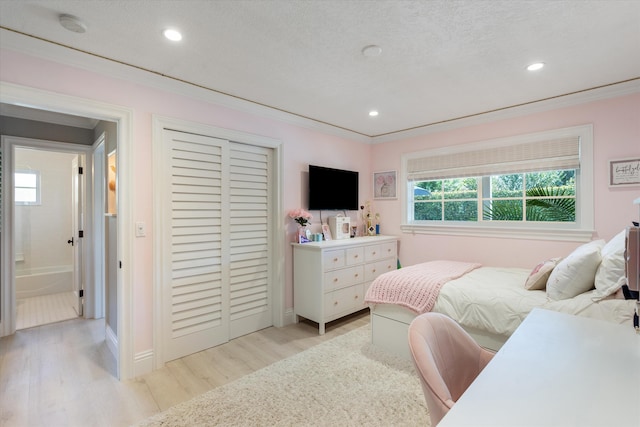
[13,146,82,330]
[0,82,133,380]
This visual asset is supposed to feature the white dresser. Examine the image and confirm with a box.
[293,235,398,334]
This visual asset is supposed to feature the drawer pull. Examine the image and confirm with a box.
[372,268,377,273]
[354,295,359,300]
[334,301,339,306]
[354,273,359,278]
[333,257,339,262]
[333,278,339,283]
[354,254,359,259]
[372,251,377,255]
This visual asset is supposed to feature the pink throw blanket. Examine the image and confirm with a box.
[364,260,482,314]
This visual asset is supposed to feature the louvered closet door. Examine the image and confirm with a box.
[162,130,230,362]
[229,142,272,338]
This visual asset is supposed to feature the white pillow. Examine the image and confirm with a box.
[546,240,605,300]
[593,230,626,299]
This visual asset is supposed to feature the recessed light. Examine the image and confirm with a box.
[362,45,382,57]
[369,110,379,117]
[527,62,545,71]
[163,28,183,42]
[59,14,87,33]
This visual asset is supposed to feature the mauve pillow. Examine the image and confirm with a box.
[546,240,605,300]
[524,257,562,290]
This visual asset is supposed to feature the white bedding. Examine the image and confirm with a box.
[431,266,635,338]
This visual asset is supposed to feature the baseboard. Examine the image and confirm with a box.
[283,308,295,326]
[134,349,154,377]
[105,324,118,359]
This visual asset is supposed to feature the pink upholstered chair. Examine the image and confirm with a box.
[408,312,495,426]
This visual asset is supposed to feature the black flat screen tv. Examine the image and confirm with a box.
[308,165,359,211]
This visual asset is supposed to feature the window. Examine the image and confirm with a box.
[15,170,41,205]
[415,171,576,222]
[401,125,593,241]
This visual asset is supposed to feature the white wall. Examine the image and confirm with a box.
[14,148,75,273]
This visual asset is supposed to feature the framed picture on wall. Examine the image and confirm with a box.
[373,170,397,199]
[609,158,640,187]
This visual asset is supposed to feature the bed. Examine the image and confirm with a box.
[364,229,638,358]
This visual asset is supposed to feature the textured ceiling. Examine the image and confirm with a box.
[1,0,639,138]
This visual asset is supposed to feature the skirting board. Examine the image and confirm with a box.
[105,324,118,359]
[134,350,154,377]
[283,308,296,326]
[132,310,297,378]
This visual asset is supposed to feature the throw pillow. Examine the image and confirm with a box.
[593,230,626,300]
[524,257,562,290]
[546,240,605,300]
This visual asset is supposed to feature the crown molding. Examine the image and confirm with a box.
[0,28,372,143]
[2,28,637,146]
[371,79,640,144]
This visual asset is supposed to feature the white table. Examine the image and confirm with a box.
[438,308,640,427]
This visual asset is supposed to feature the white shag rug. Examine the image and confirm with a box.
[136,325,430,427]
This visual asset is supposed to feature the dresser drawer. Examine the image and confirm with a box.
[324,265,364,291]
[364,244,382,262]
[345,246,364,265]
[324,284,364,318]
[364,258,397,282]
[323,249,345,270]
[380,241,397,258]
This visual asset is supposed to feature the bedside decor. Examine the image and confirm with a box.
[373,170,397,199]
[289,208,313,243]
[361,200,379,236]
[609,158,640,187]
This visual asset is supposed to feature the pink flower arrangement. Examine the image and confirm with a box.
[288,208,313,226]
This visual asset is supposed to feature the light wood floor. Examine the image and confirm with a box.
[0,309,370,427]
[16,291,78,330]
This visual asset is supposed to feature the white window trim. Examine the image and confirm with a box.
[400,124,594,242]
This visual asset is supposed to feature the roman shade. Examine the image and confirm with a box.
[407,137,580,181]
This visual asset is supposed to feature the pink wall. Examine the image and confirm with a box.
[371,93,640,269]
[2,47,638,356]
[0,49,371,353]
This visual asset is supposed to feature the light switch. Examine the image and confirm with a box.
[135,221,146,237]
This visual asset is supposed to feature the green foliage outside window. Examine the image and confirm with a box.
[413,170,576,223]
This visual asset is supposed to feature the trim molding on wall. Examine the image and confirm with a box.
[3,28,637,145]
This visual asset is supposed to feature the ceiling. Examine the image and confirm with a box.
[1,0,639,139]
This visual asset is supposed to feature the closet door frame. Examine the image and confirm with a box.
[151,115,284,370]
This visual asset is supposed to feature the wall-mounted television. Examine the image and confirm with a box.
[308,165,359,211]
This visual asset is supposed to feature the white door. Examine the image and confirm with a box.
[161,130,230,362]
[160,131,275,362]
[228,142,272,338]
[71,156,83,316]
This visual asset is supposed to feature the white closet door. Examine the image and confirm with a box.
[162,130,229,362]
[229,142,272,338]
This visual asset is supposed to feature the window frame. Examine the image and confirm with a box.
[14,169,41,206]
[400,125,594,242]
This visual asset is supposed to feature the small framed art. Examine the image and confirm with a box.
[609,158,640,187]
[373,170,397,199]
[322,224,332,241]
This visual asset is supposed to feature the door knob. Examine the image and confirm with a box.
[67,237,74,246]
